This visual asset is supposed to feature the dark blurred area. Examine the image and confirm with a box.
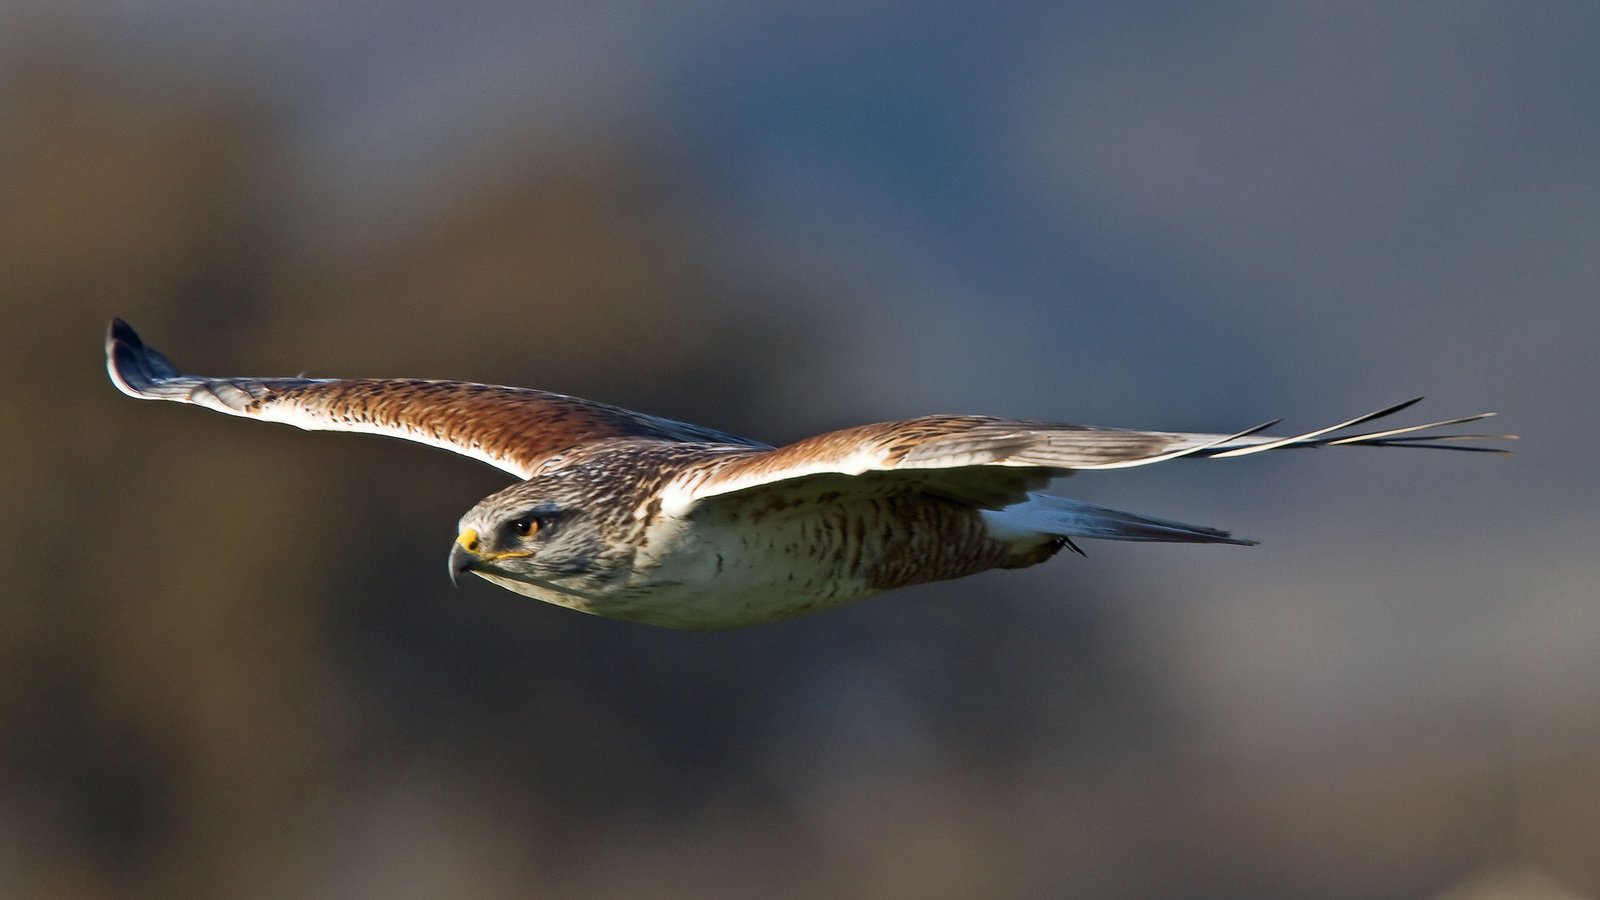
[3,4,1597,899]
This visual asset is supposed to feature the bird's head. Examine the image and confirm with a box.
[449,473,625,602]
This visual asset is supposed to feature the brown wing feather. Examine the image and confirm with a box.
[106,319,764,478]
[675,402,1513,512]
[676,414,1182,512]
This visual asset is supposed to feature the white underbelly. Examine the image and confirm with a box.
[475,498,1039,630]
[612,518,881,628]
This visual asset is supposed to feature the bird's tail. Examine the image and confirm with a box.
[984,493,1257,549]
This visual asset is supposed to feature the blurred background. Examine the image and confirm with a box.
[2,2,1597,897]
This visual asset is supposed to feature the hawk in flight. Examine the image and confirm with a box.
[106,320,1513,629]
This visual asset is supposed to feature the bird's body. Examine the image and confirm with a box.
[479,445,1053,628]
[106,320,1513,629]
[441,438,1065,628]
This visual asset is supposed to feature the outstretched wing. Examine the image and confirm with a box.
[106,319,765,479]
[670,399,1515,514]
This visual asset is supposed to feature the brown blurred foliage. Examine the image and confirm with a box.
[2,48,1114,899]
[0,50,842,897]
[1,43,1594,900]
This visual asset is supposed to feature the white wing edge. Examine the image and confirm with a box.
[106,318,534,478]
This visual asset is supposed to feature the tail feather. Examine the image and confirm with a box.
[986,493,1257,547]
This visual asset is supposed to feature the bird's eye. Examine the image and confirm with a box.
[508,517,540,538]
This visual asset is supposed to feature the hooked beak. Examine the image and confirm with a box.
[449,528,481,586]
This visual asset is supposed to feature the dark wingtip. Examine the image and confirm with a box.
[106,318,146,396]
[106,318,183,397]
[1203,527,1258,547]
[107,317,138,347]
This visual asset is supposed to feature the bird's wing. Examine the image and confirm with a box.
[670,399,1515,514]
[106,319,766,479]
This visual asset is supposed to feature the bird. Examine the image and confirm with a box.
[105,319,1514,629]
